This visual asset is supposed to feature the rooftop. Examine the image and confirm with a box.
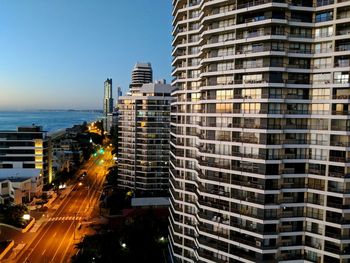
[140,82,173,94]
[133,62,152,69]
[0,169,41,182]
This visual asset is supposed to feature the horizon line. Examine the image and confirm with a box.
[0,109,103,112]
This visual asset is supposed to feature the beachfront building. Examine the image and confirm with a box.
[0,126,52,184]
[103,78,114,133]
[117,80,173,196]
[103,78,114,115]
[170,0,350,262]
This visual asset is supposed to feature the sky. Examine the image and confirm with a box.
[0,1,172,110]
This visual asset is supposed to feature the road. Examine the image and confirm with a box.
[15,147,113,263]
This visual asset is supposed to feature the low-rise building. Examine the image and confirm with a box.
[0,169,43,205]
[52,138,83,174]
[0,126,52,184]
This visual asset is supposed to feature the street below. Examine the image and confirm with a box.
[11,146,113,263]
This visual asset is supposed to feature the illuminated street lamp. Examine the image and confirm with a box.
[121,243,126,248]
[22,214,30,220]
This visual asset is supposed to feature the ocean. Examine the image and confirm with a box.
[0,111,103,132]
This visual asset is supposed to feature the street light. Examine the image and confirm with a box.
[22,214,30,220]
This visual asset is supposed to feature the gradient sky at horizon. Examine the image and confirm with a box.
[0,1,172,110]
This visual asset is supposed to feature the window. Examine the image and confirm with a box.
[216,90,233,100]
[243,59,263,68]
[315,11,333,22]
[217,47,234,56]
[313,58,331,69]
[269,103,281,114]
[311,88,330,99]
[310,148,328,160]
[217,62,234,71]
[334,72,349,84]
[291,27,312,37]
[314,42,332,53]
[313,73,331,84]
[271,42,284,51]
[315,26,333,37]
[289,43,311,53]
[216,75,233,85]
[216,103,233,113]
[335,57,350,67]
[270,88,282,98]
[311,103,330,114]
[242,88,262,99]
[218,32,234,42]
[241,103,261,113]
[243,74,263,83]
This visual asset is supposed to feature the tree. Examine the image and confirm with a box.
[72,211,168,263]
[95,120,105,137]
[106,166,118,186]
[52,168,73,186]
[5,204,29,227]
[109,126,118,155]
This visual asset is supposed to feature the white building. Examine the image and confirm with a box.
[170,0,350,262]
[0,169,43,205]
[0,126,52,184]
[130,62,153,94]
[118,81,173,196]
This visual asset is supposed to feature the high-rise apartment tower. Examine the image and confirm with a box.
[104,78,114,115]
[170,0,350,262]
[130,62,153,94]
[118,81,173,196]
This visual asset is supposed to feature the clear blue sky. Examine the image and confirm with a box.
[0,0,172,110]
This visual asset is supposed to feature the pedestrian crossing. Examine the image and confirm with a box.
[48,216,82,222]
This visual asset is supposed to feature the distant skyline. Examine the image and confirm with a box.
[0,1,172,110]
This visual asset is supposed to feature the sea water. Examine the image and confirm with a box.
[0,110,102,132]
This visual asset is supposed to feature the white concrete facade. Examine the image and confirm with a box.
[170,0,350,262]
[117,82,173,196]
[0,169,43,205]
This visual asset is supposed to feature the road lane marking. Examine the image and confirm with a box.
[17,153,108,262]
[41,249,46,255]
[21,150,111,263]
[18,183,81,261]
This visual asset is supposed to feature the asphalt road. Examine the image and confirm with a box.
[15,147,113,263]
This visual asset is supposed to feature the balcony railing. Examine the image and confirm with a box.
[237,0,285,9]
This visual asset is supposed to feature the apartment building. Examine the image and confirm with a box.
[117,81,173,196]
[0,126,52,184]
[170,0,350,262]
[104,78,114,115]
[129,62,153,94]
